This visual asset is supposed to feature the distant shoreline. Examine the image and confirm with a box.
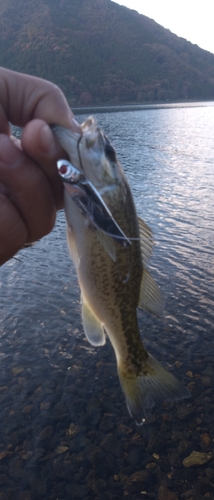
[72,100,214,115]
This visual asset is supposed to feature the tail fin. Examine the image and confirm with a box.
[118,353,190,425]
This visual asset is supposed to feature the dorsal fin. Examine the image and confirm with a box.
[138,216,153,265]
[138,268,164,318]
[137,217,164,317]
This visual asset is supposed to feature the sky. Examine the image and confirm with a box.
[114,0,214,55]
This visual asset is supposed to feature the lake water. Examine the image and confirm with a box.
[0,103,214,499]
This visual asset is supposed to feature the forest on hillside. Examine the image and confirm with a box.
[0,0,214,104]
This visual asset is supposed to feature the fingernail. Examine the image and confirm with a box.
[40,124,56,155]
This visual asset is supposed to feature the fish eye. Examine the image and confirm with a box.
[104,143,116,163]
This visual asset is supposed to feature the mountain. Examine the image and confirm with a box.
[0,0,214,104]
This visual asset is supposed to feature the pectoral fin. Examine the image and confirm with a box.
[66,225,80,269]
[96,231,116,262]
[138,268,164,317]
[82,298,106,346]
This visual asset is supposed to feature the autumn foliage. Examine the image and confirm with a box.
[0,0,214,104]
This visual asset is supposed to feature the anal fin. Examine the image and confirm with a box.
[82,298,106,346]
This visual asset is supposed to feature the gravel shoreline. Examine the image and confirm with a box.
[0,330,213,500]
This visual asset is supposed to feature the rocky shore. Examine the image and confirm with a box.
[0,331,213,500]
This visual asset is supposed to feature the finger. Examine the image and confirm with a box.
[0,134,56,243]
[21,119,67,210]
[0,194,27,265]
[0,67,81,133]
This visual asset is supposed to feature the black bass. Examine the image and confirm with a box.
[52,117,189,425]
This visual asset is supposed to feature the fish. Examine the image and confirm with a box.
[52,117,190,425]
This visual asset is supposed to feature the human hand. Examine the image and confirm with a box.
[0,67,81,265]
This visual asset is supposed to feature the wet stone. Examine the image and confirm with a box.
[65,484,91,498]
[177,404,194,420]
[19,451,33,461]
[146,434,165,454]
[0,386,8,393]
[99,415,115,431]
[100,433,122,457]
[73,466,88,483]
[116,424,133,437]
[125,470,149,492]
[158,484,179,500]
[126,447,141,465]
[18,377,27,385]
[96,478,107,491]
[55,445,69,454]
[205,468,214,480]
[38,425,54,442]
[17,492,31,500]
[11,367,24,376]
[201,377,211,387]
[21,405,33,414]
[0,451,12,460]
[85,444,105,466]
[183,451,213,467]
[177,439,191,455]
[0,474,10,485]
[66,423,79,437]
[22,440,31,451]
[8,466,25,481]
[107,475,123,491]
[53,402,68,417]
[196,477,213,494]
[53,458,79,478]
[200,433,211,447]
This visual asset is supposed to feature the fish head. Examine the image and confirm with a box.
[52,117,123,196]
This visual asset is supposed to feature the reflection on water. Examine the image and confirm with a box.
[1,104,214,499]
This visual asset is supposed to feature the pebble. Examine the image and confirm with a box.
[186,371,194,378]
[0,451,12,461]
[201,377,211,387]
[66,423,79,437]
[100,434,122,457]
[183,451,213,467]
[177,404,195,420]
[17,492,31,500]
[11,367,24,376]
[65,484,91,499]
[174,361,183,368]
[0,474,10,485]
[55,445,69,454]
[19,451,33,461]
[158,484,179,500]
[205,468,214,480]
[124,470,149,492]
[0,386,8,393]
[200,433,211,447]
[21,405,33,414]
[38,425,54,442]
